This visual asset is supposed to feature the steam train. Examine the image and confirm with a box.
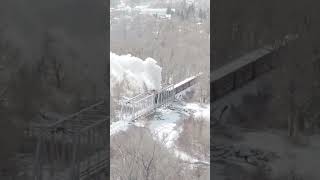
[119,73,201,121]
[154,74,199,105]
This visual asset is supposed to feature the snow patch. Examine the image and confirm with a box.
[148,104,210,165]
[185,103,210,121]
[116,1,132,12]
[149,108,182,148]
[110,120,130,136]
[174,149,198,163]
[110,120,146,136]
[132,121,146,128]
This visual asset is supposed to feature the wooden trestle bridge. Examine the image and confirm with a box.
[32,73,202,180]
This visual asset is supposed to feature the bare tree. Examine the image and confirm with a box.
[111,127,207,180]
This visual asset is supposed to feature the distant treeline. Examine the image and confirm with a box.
[213,0,320,69]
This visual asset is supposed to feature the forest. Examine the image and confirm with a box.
[213,0,320,179]
[0,0,106,178]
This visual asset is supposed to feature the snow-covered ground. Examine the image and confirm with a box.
[184,103,210,120]
[147,103,209,164]
[149,108,182,148]
[110,120,130,136]
[110,100,210,165]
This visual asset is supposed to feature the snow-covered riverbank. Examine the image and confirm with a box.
[110,100,210,165]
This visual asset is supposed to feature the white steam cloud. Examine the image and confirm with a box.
[110,52,162,97]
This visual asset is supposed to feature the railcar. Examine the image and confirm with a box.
[174,75,198,94]
[212,46,276,101]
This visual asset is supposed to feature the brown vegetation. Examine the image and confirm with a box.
[176,116,209,161]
